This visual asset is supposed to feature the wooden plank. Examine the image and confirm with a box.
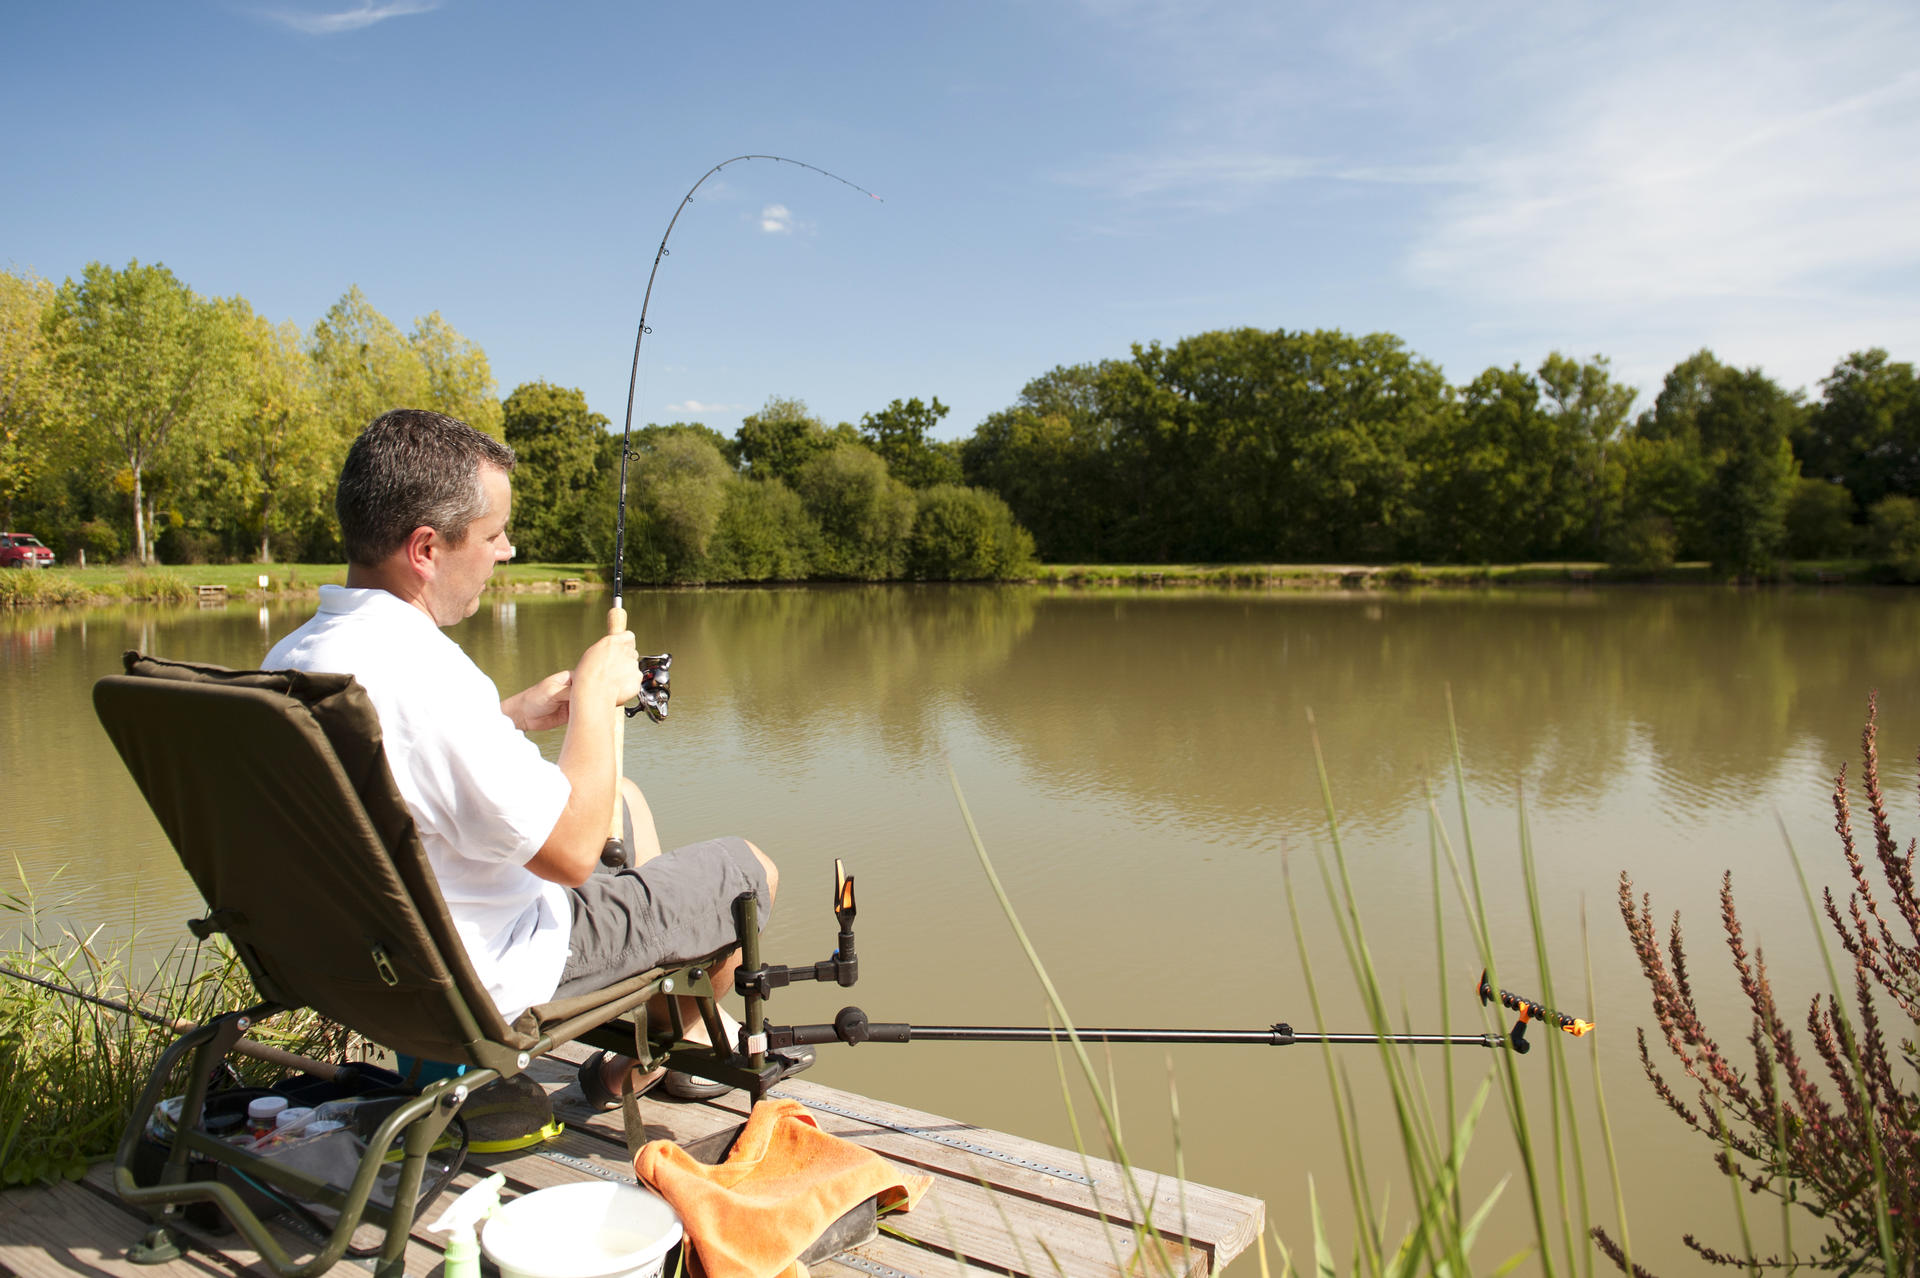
[812,1233,993,1278]
[533,1088,1208,1278]
[74,1162,442,1278]
[533,1047,1257,1273]
[540,1047,1257,1242]
[706,1079,1262,1269]
[0,1178,233,1278]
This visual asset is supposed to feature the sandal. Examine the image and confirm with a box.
[662,1041,816,1100]
[575,1050,664,1112]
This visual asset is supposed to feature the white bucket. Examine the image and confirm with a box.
[481,1181,684,1278]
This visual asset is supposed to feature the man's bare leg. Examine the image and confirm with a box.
[596,839,780,1097]
[620,776,662,866]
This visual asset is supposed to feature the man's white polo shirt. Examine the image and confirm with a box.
[266,585,573,1022]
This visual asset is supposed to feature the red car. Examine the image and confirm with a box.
[0,533,54,568]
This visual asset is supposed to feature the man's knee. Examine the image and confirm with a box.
[744,839,778,903]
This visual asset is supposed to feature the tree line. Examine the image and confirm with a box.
[6,259,1917,583]
[961,330,1920,579]
[0,262,500,567]
[0,261,1032,582]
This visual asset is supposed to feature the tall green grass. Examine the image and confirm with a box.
[0,868,364,1186]
[0,570,94,607]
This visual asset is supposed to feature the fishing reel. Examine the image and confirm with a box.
[626,653,671,722]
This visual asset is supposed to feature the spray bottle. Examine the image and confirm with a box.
[425,1172,505,1278]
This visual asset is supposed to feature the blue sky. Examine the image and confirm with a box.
[7,1,1918,440]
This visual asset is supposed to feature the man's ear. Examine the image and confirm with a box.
[401,525,438,579]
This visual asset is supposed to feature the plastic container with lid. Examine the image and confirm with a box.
[246,1095,290,1137]
[274,1106,315,1133]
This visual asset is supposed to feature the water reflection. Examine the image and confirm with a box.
[6,585,1910,942]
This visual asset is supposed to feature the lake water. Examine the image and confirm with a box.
[5,583,1915,1270]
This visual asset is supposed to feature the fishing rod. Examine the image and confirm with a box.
[601,155,881,867]
[0,964,347,1081]
[656,862,1598,1100]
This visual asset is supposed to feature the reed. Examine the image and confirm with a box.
[0,570,94,607]
[116,568,194,603]
[0,871,362,1186]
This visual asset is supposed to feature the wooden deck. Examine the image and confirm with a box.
[0,1044,1265,1277]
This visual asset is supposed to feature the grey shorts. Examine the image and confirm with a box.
[552,829,770,1000]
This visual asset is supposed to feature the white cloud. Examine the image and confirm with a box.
[1408,37,1920,307]
[261,1,439,35]
[1400,3,1920,392]
[1073,0,1920,391]
[759,204,794,234]
[665,400,747,416]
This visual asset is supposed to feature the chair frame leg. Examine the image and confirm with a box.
[115,1008,488,1278]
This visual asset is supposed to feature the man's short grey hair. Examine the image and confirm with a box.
[337,409,516,567]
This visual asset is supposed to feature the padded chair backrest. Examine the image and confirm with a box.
[93,653,533,1060]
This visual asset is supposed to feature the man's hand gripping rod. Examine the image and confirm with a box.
[674,864,1598,1100]
[599,640,671,868]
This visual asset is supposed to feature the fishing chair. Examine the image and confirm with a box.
[92,652,747,1278]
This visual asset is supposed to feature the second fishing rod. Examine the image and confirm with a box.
[650,860,1597,1101]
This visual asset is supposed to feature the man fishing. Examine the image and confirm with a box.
[265,407,802,1107]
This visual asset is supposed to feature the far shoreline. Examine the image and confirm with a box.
[0,557,1896,611]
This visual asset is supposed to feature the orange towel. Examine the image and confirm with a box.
[635,1098,931,1278]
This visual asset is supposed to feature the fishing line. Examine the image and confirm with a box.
[610,154,882,610]
[599,155,879,866]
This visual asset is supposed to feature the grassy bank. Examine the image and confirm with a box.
[5,557,1885,610]
[0,562,605,609]
[1031,558,1878,589]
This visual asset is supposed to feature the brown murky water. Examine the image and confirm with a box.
[5,584,1914,1270]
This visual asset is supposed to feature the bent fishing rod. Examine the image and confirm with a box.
[600,155,880,868]
[664,861,1598,1097]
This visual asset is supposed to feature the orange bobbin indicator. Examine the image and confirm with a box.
[1476,970,1595,1053]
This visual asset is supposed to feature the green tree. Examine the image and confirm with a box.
[1692,367,1801,578]
[962,362,1122,562]
[732,396,838,482]
[1419,364,1587,562]
[706,477,815,581]
[906,484,1036,579]
[411,310,504,440]
[502,381,609,562]
[1619,351,1799,576]
[1798,349,1920,512]
[859,397,962,489]
[205,301,332,562]
[1868,494,1920,581]
[43,260,235,563]
[0,270,57,530]
[1607,432,1701,571]
[308,286,431,452]
[792,442,915,579]
[622,431,733,582]
[1538,351,1636,554]
[1120,328,1450,561]
[1784,476,1856,559]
